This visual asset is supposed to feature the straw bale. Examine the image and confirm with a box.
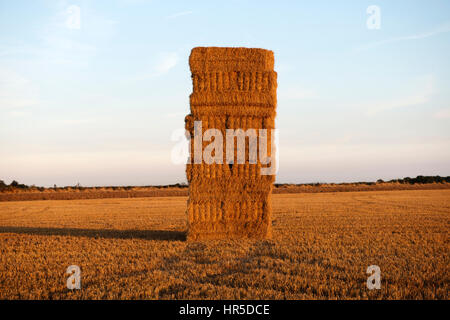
[186,47,277,240]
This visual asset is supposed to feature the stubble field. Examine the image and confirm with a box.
[0,189,448,299]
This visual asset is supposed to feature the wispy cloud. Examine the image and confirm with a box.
[0,2,118,69]
[357,22,450,51]
[154,52,179,75]
[166,11,193,19]
[123,52,179,82]
[365,75,434,116]
[12,2,118,66]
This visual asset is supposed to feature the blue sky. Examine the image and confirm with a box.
[1,0,449,186]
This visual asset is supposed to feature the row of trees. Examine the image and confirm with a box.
[0,180,189,191]
[383,176,450,184]
[0,180,31,190]
[1,176,449,191]
[276,175,450,187]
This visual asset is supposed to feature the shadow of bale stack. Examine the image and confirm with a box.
[185,47,277,240]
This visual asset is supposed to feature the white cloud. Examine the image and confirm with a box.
[357,21,450,51]
[166,11,193,19]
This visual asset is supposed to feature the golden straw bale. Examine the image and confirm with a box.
[186,47,277,240]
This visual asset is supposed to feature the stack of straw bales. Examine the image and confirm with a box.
[185,47,277,240]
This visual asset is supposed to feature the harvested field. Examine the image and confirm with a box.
[0,182,449,202]
[0,189,188,202]
[0,189,448,299]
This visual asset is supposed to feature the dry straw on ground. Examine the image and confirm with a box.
[0,190,448,299]
[1,183,449,202]
[185,47,278,240]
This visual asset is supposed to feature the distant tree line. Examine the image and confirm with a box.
[0,180,189,191]
[1,176,449,192]
[0,180,39,191]
[274,175,450,187]
[385,175,450,184]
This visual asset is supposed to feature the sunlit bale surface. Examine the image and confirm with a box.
[185,47,277,240]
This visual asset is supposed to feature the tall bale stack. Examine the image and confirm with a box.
[185,47,277,240]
